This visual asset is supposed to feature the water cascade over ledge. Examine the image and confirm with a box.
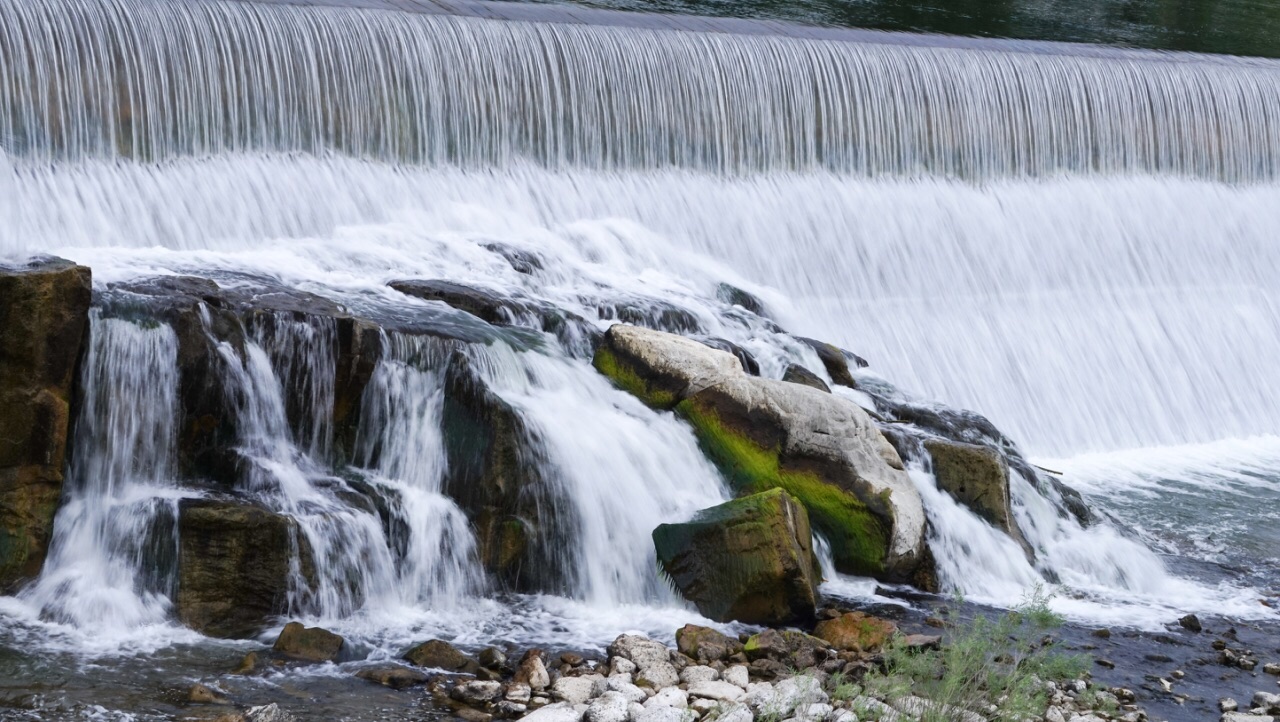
[1,0,1277,702]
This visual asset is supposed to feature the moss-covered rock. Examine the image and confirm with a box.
[813,611,897,653]
[675,624,744,663]
[654,489,819,624]
[0,257,92,592]
[742,628,831,668]
[924,438,1030,555]
[595,325,927,583]
[175,498,315,638]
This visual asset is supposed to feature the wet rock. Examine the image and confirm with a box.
[455,708,495,722]
[924,438,1029,554]
[405,640,481,674]
[596,300,702,335]
[595,325,927,583]
[1180,614,1203,633]
[1221,699,1240,712]
[813,611,897,653]
[794,336,865,387]
[493,701,529,718]
[390,279,526,326]
[1096,658,1116,669]
[0,257,92,591]
[653,489,820,624]
[1255,692,1280,714]
[608,635,679,689]
[245,704,297,722]
[686,680,745,702]
[272,622,344,663]
[175,498,316,638]
[188,684,230,705]
[782,364,830,393]
[234,652,260,675]
[356,664,430,689]
[697,337,761,377]
[483,242,545,275]
[716,284,769,318]
[480,647,508,669]
[506,683,533,704]
[1221,714,1274,722]
[514,650,551,690]
[1267,663,1280,676]
[559,652,584,667]
[453,680,505,706]
[441,351,563,592]
[675,625,743,664]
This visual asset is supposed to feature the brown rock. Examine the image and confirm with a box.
[405,640,481,675]
[356,664,430,690]
[900,634,942,651]
[743,628,832,668]
[813,612,897,653]
[675,624,744,663]
[233,652,260,675]
[272,622,344,662]
[924,438,1030,556]
[188,684,229,705]
[0,257,92,591]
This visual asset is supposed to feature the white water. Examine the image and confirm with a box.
[1,0,1277,661]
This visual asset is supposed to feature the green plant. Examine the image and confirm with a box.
[826,671,859,703]
[858,586,1085,722]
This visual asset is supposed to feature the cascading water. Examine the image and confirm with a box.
[1,0,1278,716]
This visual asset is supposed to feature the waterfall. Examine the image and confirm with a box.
[1,0,1277,652]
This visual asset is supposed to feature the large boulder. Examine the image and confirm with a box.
[595,325,927,583]
[176,498,315,638]
[924,438,1030,554]
[440,351,566,592]
[653,489,819,624]
[0,258,92,591]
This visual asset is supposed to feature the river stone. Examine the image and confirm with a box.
[1221,715,1275,722]
[523,703,586,722]
[0,257,92,591]
[552,676,599,705]
[453,680,505,705]
[515,649,551,689]
[404,639,481,674]
[686,681,745,702]
[594,325,927,583]
[679,666,719,685]
[923,438,1029,553]
[355,665,429,689]
[675,624,742,663]
[608,635,677,683]
[175,498,316,638]
[782,364,830,393]
[813,612,897,653]
[653,489,819,624]
[605,677,647,704]
[644,688,688,709]
[586,691,631,722]
[636,707,693,722]
[272,622,344,662]
[722,666,749,689]
[246,704,298,722]
[1254,692,1280,714]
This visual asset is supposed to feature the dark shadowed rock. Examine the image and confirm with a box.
[653,489,820,624]
[595,299,703,335]
[715,284,769,318]
[441,351,567,592]
[743,628,832,669]
[483,243,545,275]
[272,621,345,662]
[176,498,316,638]
[794,337,866,388]
[782,364,830,393]
[0,257,92,591]
[675,624,744,663]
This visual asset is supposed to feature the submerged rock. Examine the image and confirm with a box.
[175,498,315,638]
[404,639,481,674]
[355,664,430,690]
[715,283,769,318]
[0,257,92,591]
[653,489,819,624]
[794,336,866,387]
[594,325,928,583]
[272,621,345,662]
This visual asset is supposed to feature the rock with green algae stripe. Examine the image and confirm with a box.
[654,489,820,624]
[594,324,927,584]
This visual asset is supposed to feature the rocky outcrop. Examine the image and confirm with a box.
[0,257,92,591]
[176,498,315,638]
[440,351,566,592]
[653,489,820,624]
[924,438,1030,554]
[594,325,927,583]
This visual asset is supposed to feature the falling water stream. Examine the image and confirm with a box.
[1,0,1278,719]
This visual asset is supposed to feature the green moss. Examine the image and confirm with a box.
[592,346,678,409]
[676,397,890,576]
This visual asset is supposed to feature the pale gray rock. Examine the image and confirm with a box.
[645,688,689,709]
[722,666,749,689]
[607,677,648,704]
[587,692,632,722]
[1256,693,1280,714]
[612,658,639,676]
[850,697,899,722]
[553,677,600,705]
[717,703,754,722]
[246,705,298,722]
[523,703,587,722]
[453,680,504,705]
[508,683,533,703]
[690,699,719,715]
[687,681,746,702]
[628,702,646,722]
[1221,714,1275,722]
[794,703,833,722]
[680,666,720,685]
[637,663,680,690]
[636,707,695,722]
